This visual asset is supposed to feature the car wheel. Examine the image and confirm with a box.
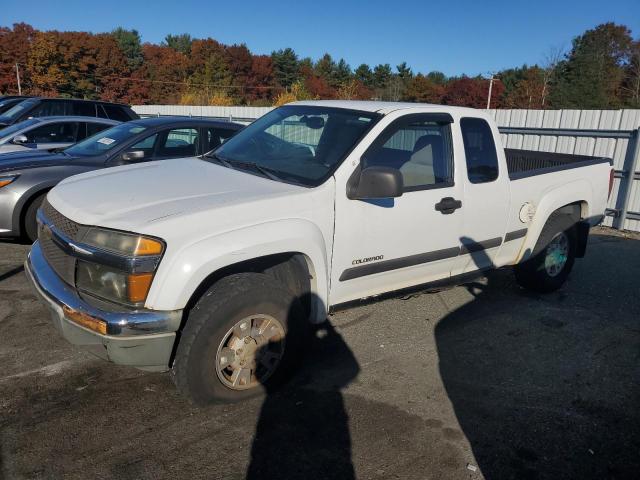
[24,193,46,243]
[514,213,577,293]
[171,273,309,404]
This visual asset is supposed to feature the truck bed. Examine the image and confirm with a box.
[505,149,612,180]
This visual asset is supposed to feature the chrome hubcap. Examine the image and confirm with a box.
[215,314,285,390]
[544,232,569,277]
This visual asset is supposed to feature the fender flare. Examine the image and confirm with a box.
[146,218,330,322]
[517,179,592,262]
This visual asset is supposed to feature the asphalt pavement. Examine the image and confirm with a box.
[1,227,638,480]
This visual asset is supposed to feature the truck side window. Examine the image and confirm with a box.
[363,118,453,191]
[460,118,499,183]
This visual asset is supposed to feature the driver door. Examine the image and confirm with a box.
[330,113,464,306]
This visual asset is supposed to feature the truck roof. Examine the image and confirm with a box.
[290,100,486,116]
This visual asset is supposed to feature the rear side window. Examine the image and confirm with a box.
[97,105,109,118]
[25,122,77,143]
[80,122,112,141]
[103,104,133,122]
[30,100,72,118]
[206,126,237,151]
[73,102,96,117]
[460,118,499,184]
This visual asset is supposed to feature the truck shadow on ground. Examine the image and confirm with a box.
[248,303,359,480]
[436,234,640,479]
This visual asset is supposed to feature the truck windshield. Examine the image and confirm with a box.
[208,105,380,186]
[65,123,148,157]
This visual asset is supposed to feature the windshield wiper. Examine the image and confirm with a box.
[228,160,282,182]
[205,153,282,182]
[205,152,233,169]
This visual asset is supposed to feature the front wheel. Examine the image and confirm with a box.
[171,273,308,404]
[514,213,577,293]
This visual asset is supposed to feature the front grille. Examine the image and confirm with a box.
[39,199,80,286]
[41,199,80,239]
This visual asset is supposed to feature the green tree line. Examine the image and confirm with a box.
[0,22,638,108]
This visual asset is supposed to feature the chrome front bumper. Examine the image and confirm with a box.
[25,242,183,371]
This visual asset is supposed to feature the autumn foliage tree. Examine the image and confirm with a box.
[0,23,35,94]
[442,77,505,108]
[404,74,445,103]
[125,44,188,104]
[1,21,638,108]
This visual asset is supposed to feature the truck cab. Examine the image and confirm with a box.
[26,101,612,403]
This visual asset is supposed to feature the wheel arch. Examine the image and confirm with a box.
[146,218,331,320]
[13,183,56,236]
[518,196,589,263]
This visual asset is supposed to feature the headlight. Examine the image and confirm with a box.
[82,227,163,256]
[74,228,164,307]
[76,261,154,306]
[0,175,18,189]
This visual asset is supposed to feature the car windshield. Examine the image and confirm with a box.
[0,99,38,121]
[65,123,148,156]
[0,118,40,141]
[0,99,22,115]
[208,105,380,186]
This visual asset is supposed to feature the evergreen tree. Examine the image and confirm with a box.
[111,27,143,69]
[550,23,634,108]
[355,64,374,87]
[271,48,300,88]
[164,33,193,55]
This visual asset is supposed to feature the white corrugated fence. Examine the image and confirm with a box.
[132,105,640,232]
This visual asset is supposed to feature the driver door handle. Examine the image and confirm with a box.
[435,197,462,215]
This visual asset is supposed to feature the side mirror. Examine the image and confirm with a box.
[12,134,28,145]
[347,166,404,200]
[121,150,145,162]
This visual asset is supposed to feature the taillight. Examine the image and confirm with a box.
[608,169,614,200]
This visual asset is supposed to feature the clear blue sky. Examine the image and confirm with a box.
[2,0,639,76]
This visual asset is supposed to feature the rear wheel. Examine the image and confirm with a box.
[171,273,308,404]
[24,193,46,243]
[514,213,577,293]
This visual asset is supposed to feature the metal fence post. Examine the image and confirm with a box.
[614,128,640,229]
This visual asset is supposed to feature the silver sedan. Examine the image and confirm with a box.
[0,116,119,154]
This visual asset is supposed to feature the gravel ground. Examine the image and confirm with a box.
[0,227,639,480]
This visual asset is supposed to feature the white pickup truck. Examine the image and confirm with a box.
[26,101,613,403]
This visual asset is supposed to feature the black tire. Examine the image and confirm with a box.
[514,213,577,293]
[171,273,309,404]
[24,193,46,243]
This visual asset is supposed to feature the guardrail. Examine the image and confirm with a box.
[498,126,640,229]
[138,112,257,124]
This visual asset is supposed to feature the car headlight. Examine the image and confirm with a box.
[0,175,18,189]
[76,261,154,306]
[74,228,164,307]
[82,227,164,256]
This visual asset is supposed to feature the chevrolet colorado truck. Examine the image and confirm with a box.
[25,101,613,404]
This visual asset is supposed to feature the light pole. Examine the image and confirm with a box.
[486,75,494,110]
[15,63,22,95]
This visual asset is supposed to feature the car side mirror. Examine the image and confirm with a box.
[12,134,28,145]
[347,166,404,200]
[121,150,146,162]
